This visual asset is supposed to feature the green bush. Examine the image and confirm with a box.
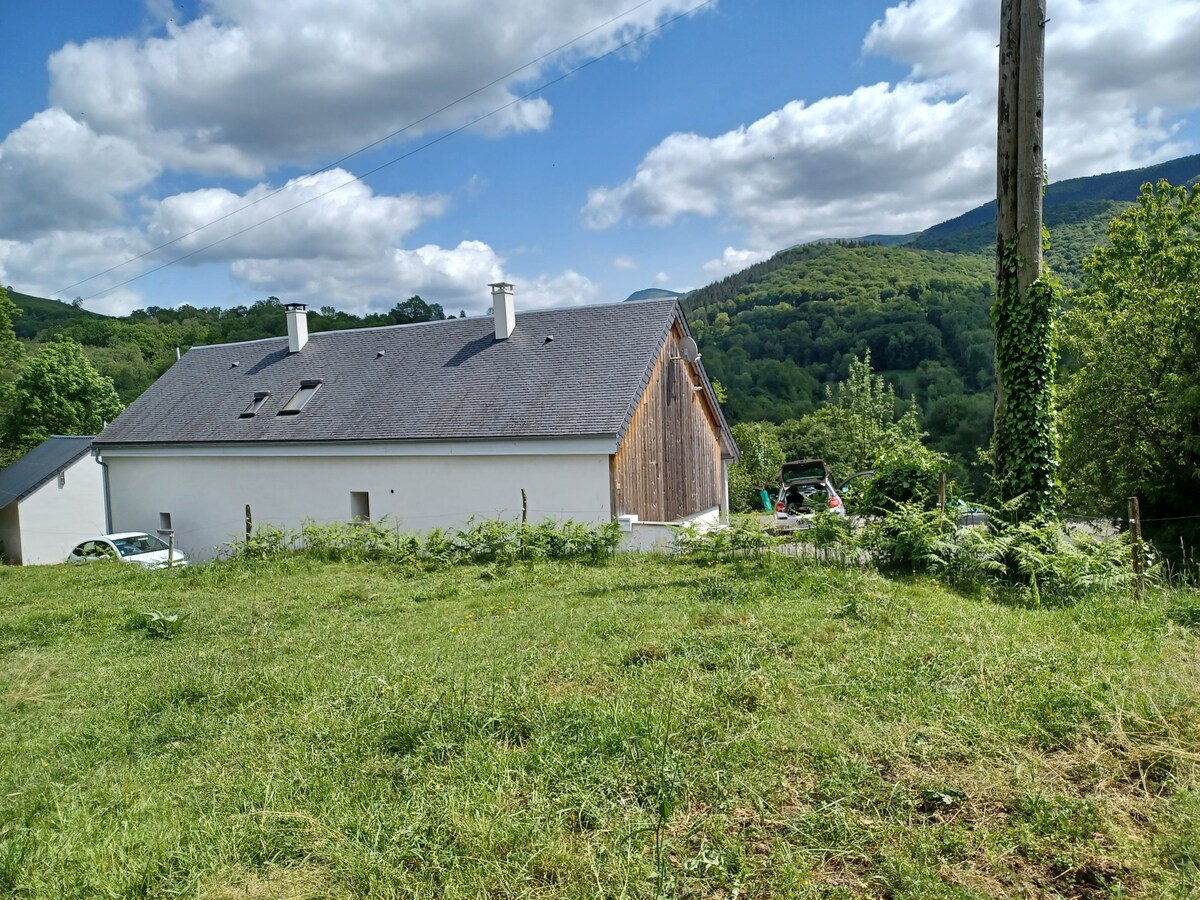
[228,517,621,568]
[857,503,958,573]
[860,445,951,512]
[857,501,1144,603]
[671,515,775,559]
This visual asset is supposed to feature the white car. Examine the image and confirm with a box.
[67,533,188,568]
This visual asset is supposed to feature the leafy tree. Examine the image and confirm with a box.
[0,285,22,378]
[778,352,923,476]
[389,295,445,325]
[861,444,951,512]
[1059,180,1200,521]
[727,422,784,513]
[1,338,124,460]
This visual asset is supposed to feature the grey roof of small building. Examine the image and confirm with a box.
[0,436,95,507]
[96,300,733,454]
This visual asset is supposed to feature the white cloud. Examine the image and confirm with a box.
[584,81,992,244]
[230,239,504,314]
[585,0,1200,246]
[228,237,597,315]
[654,271,670,285]
[516,269,601,310]
[702,246,770,277]
[44,0,711,176]
[0,228,151,315]
[612,255,636,270]
[147,169,447,263]
[0,109,159,239]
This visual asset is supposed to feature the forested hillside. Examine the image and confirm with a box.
[684,243,996,476]
[911,153,1200,283]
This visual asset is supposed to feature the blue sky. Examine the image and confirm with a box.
[2,0,1198,317]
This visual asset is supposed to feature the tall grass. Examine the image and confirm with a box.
[1,553,1197,896]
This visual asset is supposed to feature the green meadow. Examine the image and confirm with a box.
[1,555,1198,898]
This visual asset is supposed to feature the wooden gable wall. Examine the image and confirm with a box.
[611,323,724,522]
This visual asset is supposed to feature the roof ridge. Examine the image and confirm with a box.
[187,299,680,350]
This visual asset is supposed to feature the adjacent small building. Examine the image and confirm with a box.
[93,287,738,560]
[0,435,106,565]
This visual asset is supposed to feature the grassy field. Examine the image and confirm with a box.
[1,554,1198,898]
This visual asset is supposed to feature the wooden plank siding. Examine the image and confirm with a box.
[611,323,724,522]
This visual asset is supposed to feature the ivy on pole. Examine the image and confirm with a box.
[993,0,1061,518]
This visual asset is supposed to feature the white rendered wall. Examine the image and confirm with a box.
[11,455,107,565]
[102,446,613,560]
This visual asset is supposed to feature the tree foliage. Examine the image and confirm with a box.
[682,242,996,485]
[727,423,784,513]
[1059,180,1200,518]
[1,338,124,459]
[0,285,23,378]
[776,352,924,475]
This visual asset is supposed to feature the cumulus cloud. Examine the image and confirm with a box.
[0,109,159,239]
[0,228,151,315]
[612,255,637,270]
[147,169,447,263]
[228,237,597,315]
[517,269,601,310]
[585,0,1200,246]
[229,239,502,314]
[702,246,771,277]
[44,0,709,176]
[584,81,992,244]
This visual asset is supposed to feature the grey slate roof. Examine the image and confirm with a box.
[0,436,95,507]
[96,300,732,453]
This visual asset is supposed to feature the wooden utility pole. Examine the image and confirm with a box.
[995,0,1052,512]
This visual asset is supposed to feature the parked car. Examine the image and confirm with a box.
[774,459,845,521]
[67,533,188,568]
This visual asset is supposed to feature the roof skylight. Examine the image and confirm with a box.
[277,380,323,415]
[239,391,271,418]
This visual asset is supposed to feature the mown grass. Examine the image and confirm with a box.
[1,555,1198,898]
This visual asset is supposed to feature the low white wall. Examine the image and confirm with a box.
[620,505,721,553]
[12,455,108,565]
[102,447,614,561]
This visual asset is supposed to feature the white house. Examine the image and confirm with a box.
[93,286,738,560]
[0,436,106,565]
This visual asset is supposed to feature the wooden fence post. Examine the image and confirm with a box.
[245,504,253,543]
[938,472,948,523]
[167,531,175,568]
[1128,496,1145,598]
[520,489,528,559]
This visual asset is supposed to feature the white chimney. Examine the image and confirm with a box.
[490,282,515,340]
[284,302,309,353]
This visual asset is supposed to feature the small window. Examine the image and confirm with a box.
[350,491,370,523]
[159,512,173,533]
[277,380,323,415]
[58,471,67,489]
[240,391,271,418]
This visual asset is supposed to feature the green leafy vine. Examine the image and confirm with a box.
[991,229,1062,519]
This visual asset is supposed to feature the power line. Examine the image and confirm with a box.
[56,0,716,301]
